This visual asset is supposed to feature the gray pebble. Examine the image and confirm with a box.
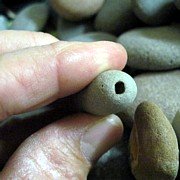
[95,0,141,34]
[117,25,180,70]
[68,32,117,42]
[172,110,180,144]
[11,3,49,31]
[120,70,180,127]
[175,0,180,10]
[50,0,105,21]
[77,70,137,116]
[57,18,94,40]
[132,0,176,25]
[0,15,8,30]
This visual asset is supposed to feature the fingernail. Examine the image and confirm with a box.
[80,114,123,162]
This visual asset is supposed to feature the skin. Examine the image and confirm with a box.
[0,30,127,179]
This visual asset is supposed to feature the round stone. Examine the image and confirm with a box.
[77,70,137,115]
[120,70,180,127]
[11,2,49,31]
[50,0,105,21]
[117,25,180,70]
[95,0,141,34]
[130,102,179,180]
[175,0,180,10]
[0,15,8,30]
[132,0,176,25]
[68,32,117,42]
[57,18,94,40]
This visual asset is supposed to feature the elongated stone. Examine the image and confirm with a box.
[0,15,8,30]
[117,25,180,70]
[130,102,179,180]
[11,2,49,31]
[172,110,180,144]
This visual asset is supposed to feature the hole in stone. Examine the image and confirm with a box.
[115,81,125,94]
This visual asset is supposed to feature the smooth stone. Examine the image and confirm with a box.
[175,0,180,10]
[132,0,176,25]
[77,70,137,116]
[120,71,180,127]
[11,2,49,31]
[0,15,8,30]
[130,102,179,180]
[68,32,117,42]
[95,0,141,34]
[50,0,105,21]
[172,110,180,144]
[57,18,94,40]
[117,25,180,70]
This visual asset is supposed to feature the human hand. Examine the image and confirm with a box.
[0,30,127,179]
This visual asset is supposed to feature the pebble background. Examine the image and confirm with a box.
[0,0,180,179]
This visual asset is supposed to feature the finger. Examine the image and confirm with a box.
[0,114,123,179]
[0,30,58,55]
[0,41,127,120]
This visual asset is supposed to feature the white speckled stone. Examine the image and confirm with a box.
[50,0,105,21]
[121,70,180,127]
[11,3,49,31]
[95,0,140,34]
[78,70,137,115]
[68,32,117,42]
[0,15,8,30]
[117,25,180,70]
[57,18,94,40]
[132,0,176,25]
[172,110,180,144]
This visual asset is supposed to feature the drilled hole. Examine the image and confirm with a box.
[115,81,125,94]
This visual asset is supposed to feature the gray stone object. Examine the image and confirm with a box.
[69,32,117,42]
[175,0,180,10]
[117,25,180,70]
[95,0,141,34]
[11,3,49,31]
[121,70,180,127]
[172,110,180,144]
[77,70,137,116]
[132,0,176,25]
[0,15,8,30]
[57,18,94,40]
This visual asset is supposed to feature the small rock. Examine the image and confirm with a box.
[120,70,180,127]
[57,18,94,40]
[175,0,180,10]
[68,32,117,42]
[130,102,179,180]
[77,70,137,116]
[132,0,176,25]
[95,0,141,34]
[172,110,180,144]
[11,2,49,31]
[117,25,180,70]
[50,0,105,21]
[0,15,8,30]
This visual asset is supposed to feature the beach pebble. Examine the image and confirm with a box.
[175,0,180,10]
[11,2,49,31]
[77,70,137,115]
[132,0,176,25]
[130,102,179,180]
[121,70,180,127]
[68,32,117,42]
[172,110,180,144]
[95,0,141,34]
[50,0,105,21]
[57,18,94,40]
[0,15,8,30]
[117,25,180,70]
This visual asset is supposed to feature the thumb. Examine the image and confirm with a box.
[0,113,123,179]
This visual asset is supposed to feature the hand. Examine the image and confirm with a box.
[0,30,127,179]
